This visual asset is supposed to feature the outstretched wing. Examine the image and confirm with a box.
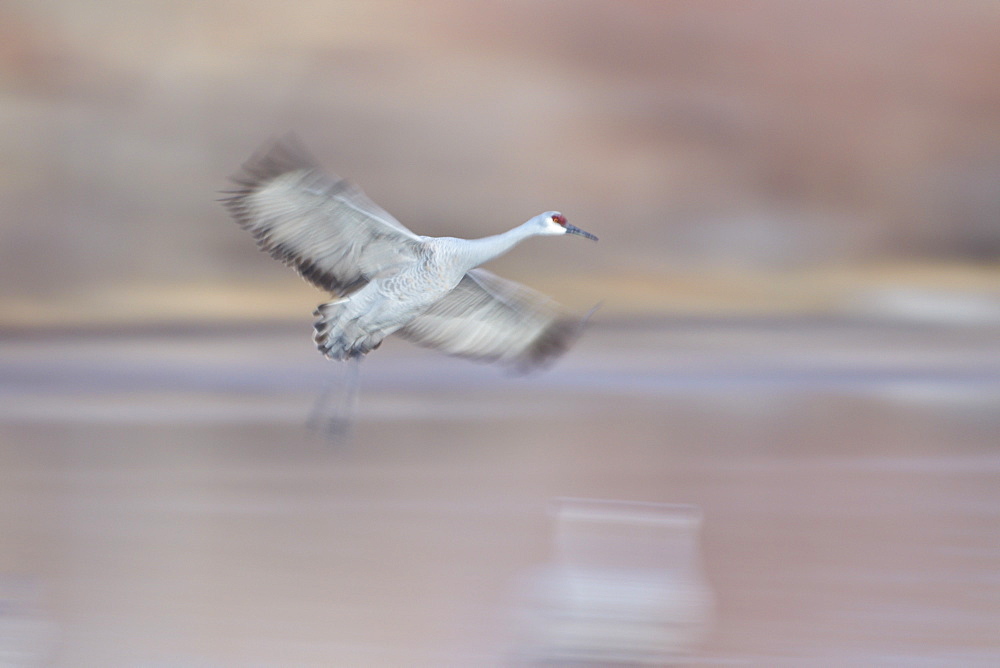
[397,269,585,371]
[221,137,424,294]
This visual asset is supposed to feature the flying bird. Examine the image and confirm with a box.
[221,138,598,371]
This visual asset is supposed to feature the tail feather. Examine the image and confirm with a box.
[313,299,385,360]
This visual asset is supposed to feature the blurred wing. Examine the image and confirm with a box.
[397,269,583,371]
[221,137,423,294]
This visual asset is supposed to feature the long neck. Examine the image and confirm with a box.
[459,221,538,272]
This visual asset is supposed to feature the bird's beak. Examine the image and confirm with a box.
[565,224,598,241]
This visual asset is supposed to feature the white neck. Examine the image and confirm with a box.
[458,220,539,272]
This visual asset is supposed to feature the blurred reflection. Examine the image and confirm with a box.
[0,576,57,666]
[510,499,713,666]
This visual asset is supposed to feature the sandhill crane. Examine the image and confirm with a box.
[221,138,598,371]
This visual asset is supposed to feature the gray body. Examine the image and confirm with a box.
[221,138,598,370]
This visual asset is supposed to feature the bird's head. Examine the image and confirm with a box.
[536,211,598,240]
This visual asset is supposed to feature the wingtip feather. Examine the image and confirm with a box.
[229,133,320,188]
[514,316,582,373]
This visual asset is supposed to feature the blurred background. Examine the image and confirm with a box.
[1,1,999,665]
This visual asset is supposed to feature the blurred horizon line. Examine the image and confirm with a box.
[2,260,999,333]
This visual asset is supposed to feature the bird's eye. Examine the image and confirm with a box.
[552,214,567,226]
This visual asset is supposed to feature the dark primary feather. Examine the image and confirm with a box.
[397,268,583,371]
[220,137,423,294]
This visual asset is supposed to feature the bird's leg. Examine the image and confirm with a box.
[306,356,362,441]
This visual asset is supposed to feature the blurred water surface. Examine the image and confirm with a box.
[1,320,998,665]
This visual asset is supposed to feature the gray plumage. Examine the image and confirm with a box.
[221,138,598,371]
